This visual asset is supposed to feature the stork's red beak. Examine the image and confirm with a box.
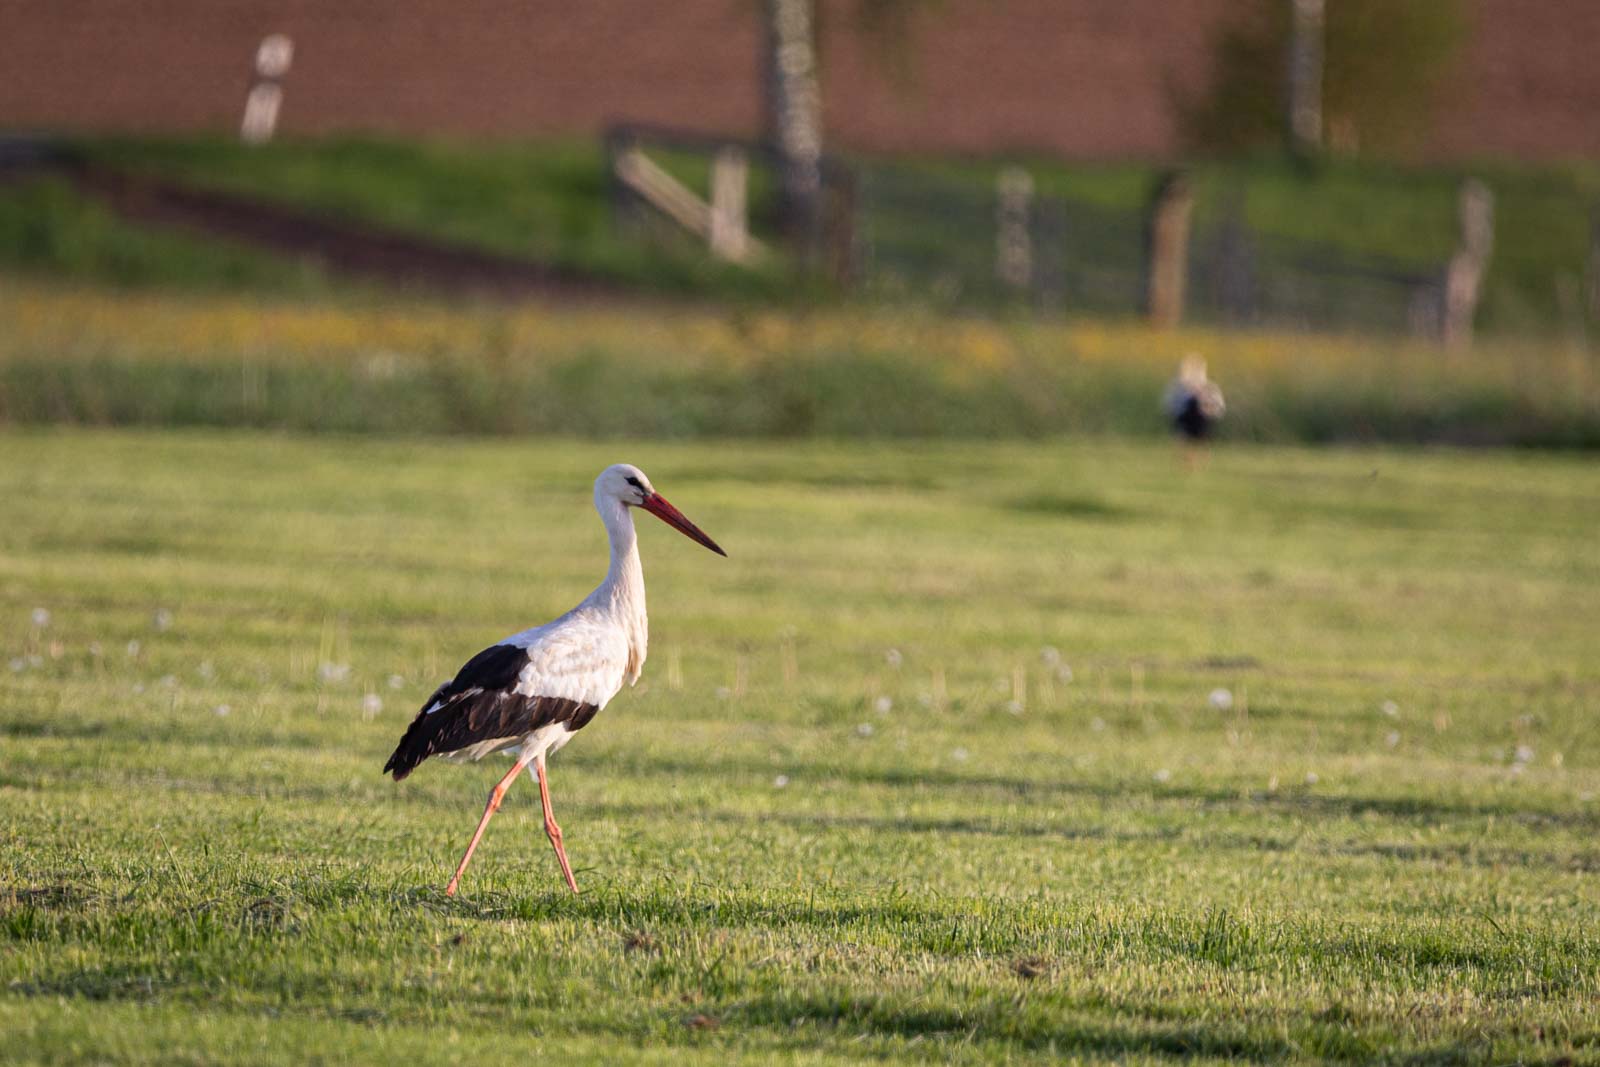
[641,492,726,557]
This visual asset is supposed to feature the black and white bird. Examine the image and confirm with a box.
[1163,353,1226,442]
[384,464,725,896]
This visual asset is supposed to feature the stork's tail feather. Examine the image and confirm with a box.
[384,710,439,781]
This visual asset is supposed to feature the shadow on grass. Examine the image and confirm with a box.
[730,993,1298,1062]
[615,751,1600,835]
[1007,492,1137,521]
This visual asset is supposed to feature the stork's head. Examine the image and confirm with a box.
[595,464,726,557]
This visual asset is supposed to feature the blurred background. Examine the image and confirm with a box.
[6,7,1600,1061]
[0,0,1596,445]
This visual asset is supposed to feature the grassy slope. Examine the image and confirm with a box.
[0,177,339,295]
[71,136,1600,332]
[4,282,1597,446]
[70,136,795,301]
[2,430,1598,1064]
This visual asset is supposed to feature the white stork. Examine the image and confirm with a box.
[384,464,725,896]
[1163,353,1226,442]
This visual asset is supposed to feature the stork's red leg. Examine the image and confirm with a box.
[536,754,579,894]
[445,756,531,897]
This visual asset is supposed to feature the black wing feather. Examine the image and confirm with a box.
[383,643,599,781]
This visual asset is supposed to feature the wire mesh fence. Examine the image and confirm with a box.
[854,161,1448,336]
[603,127,1466,339]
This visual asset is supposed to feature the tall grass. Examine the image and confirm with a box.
[2,282,1597,445]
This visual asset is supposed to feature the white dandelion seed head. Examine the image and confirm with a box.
[317,661,351,684]
[213,704,231,717]
[8,658,26,673]
[855,722,875,738]
[1004,700,1024,716]
[88,642,103,658]
[1090,717,1107,733]
[1153,768,1172,783]
[1056,665,1074,684]
[873,695,893,715]
[386,674,406,690]
[27,654,43,668]
[362,693,384,718]
[884,649,903,669]
[1385,731,1401,748]
[132,683,146,695]
[152,609,173,632]
[1514,745,1534,764]
[714,686,732,700]
[951,747,970,762]
[1304,772,1319,786]
[1040,646,1061,667]
[30,608,50,628]
[1380,700,1400,719]
[1208,688,1234,711]
[126,640,142,658]
[917,693,933,708]
[159,674,177,688]
[773,774,790,789]
[197,661,216,681]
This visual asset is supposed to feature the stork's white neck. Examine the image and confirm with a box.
[590,493,648,682]
[597,496,641,595]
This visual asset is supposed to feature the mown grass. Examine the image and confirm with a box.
[3,281,1598,447]
[2,429,1598,1064]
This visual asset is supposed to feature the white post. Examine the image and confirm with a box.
[1286,0,1325,156]
[1442,179,1494,349]
[996,167,1034,290]
[241,34,294,144]
[709,148,751,262]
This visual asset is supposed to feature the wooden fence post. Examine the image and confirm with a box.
[822,167,859,287]
[1144,170,1193,328]
[1587,204,1600,323]
[709,147,750,262]
[1441,178,1493,349]
[241,34,293,144]
[995,167,1033,291]
[1031,198,1065,312]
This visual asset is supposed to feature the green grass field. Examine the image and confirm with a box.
[3,429,1597,1064]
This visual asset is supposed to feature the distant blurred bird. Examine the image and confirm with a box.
[384,464,725,896]
[1164,353,1226,444]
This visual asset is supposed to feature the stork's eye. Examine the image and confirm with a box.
[625,476,642,489]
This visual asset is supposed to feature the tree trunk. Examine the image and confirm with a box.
[761,0,824,254]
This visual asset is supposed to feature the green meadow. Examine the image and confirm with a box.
[2,429,1597,1064]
